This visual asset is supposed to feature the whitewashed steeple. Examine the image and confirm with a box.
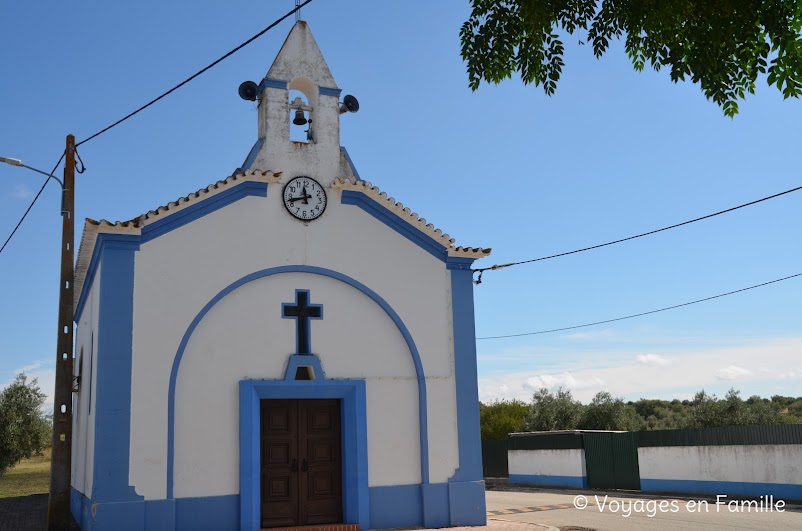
[241,21,356,186]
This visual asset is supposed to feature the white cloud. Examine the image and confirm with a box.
[522,372,604,393]
[478,336,802,403]
[10,184,31,199]
[716,365,752,381]
[15,360,48,373]
[635,353,672,367]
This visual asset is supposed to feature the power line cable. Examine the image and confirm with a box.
[0,152,67,256]
[473,184,802,282]
[76,0,315,147]
[476,272,802,339]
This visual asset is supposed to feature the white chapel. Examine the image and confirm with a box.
[70,21,490,531]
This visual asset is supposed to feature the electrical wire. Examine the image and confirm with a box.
[76,0,315,147]
[473,184,802,281]
[476,272,802,339]
[0,152,67,256]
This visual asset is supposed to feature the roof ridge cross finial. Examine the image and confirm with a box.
[295,0,301,22]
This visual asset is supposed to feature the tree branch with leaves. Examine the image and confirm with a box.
[460,0,802,116]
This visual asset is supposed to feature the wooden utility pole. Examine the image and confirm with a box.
[47,134,75,530]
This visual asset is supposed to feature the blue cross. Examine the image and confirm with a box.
[281,289,323,355]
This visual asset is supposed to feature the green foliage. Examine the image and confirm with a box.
[788,398,802,417]
[460,0,802,116]
[688,388,795,427]
[480,389,801,437]
[0,374,51,476]
[525,387,583,431]
[578,391,644,431]
[479,399,529,439]
[630,398,692,430]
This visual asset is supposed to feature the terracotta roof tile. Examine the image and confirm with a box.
[331,177,491,259]
[74,171,489,313]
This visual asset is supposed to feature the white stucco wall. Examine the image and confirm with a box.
[71,261,100,497]
[508,449,587,478]
[638,445,802,484]
[128,184,460,499]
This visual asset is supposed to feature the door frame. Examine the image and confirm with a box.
[240,380,369,531]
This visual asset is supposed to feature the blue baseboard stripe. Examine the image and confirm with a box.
[641,479,802,500]
[509,474,589,489]
[369,485,422,529]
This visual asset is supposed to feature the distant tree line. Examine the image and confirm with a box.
[0,373,52,475]
[480,388,802,440]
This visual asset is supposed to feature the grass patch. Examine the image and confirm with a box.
[0,447,51,498]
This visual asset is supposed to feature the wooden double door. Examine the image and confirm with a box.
[261,399,343,528]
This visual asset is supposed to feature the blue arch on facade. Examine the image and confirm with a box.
[166,265,430,499]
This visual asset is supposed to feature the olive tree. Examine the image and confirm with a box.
[0,373,51,475]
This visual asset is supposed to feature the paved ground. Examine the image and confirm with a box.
[2,488,799,530]
[0,494,80,531]
[485,488,802,531]
[0,494,47,531]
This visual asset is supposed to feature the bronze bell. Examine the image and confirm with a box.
[292,109,307,126]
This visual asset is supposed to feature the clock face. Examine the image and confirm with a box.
[282,176,327,221]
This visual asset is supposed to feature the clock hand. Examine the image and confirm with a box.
[301,186,309,205]
[288,194,312,204]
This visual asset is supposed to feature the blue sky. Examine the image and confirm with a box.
[1,1,800,409]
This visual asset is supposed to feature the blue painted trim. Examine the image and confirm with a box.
[238,137,264,172]
[145,498,176,531]
[167,265,429,500]
[74,234,140,323]
[240,380,369,531]
[448,266,483,483]
[421,483,450,528]
[446,256,475,271]
[341,190,447,262]
[71,487,91,531]
[281,289,323,354]
[259,78,288,91]
[319,86,342,97]
[74,181,268,320]
[369,482,485,528]
[92,236,143,504]
[90,498,145,530]
[510,474,589,488]
[77,491,94,531]
[640,478,802,500]
[176,495,238,531]
[70,490,237,531]
[141,180,267,243]
[369,484,422,529]
[448,480,487,526]
[283,353,325,380]
[340,146,361,181]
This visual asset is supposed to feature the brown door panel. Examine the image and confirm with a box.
[262,398,342,527]
[261,400,300,527]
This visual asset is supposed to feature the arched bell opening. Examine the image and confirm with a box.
[288,77,318,143]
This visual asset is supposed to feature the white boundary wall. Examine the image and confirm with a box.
[508,449,587,488]
[639,445,802,500]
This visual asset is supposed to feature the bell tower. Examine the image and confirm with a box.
[239,21,356,187]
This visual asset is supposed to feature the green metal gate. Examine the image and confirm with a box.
[481,439,509,477]
[583,432,640,490]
